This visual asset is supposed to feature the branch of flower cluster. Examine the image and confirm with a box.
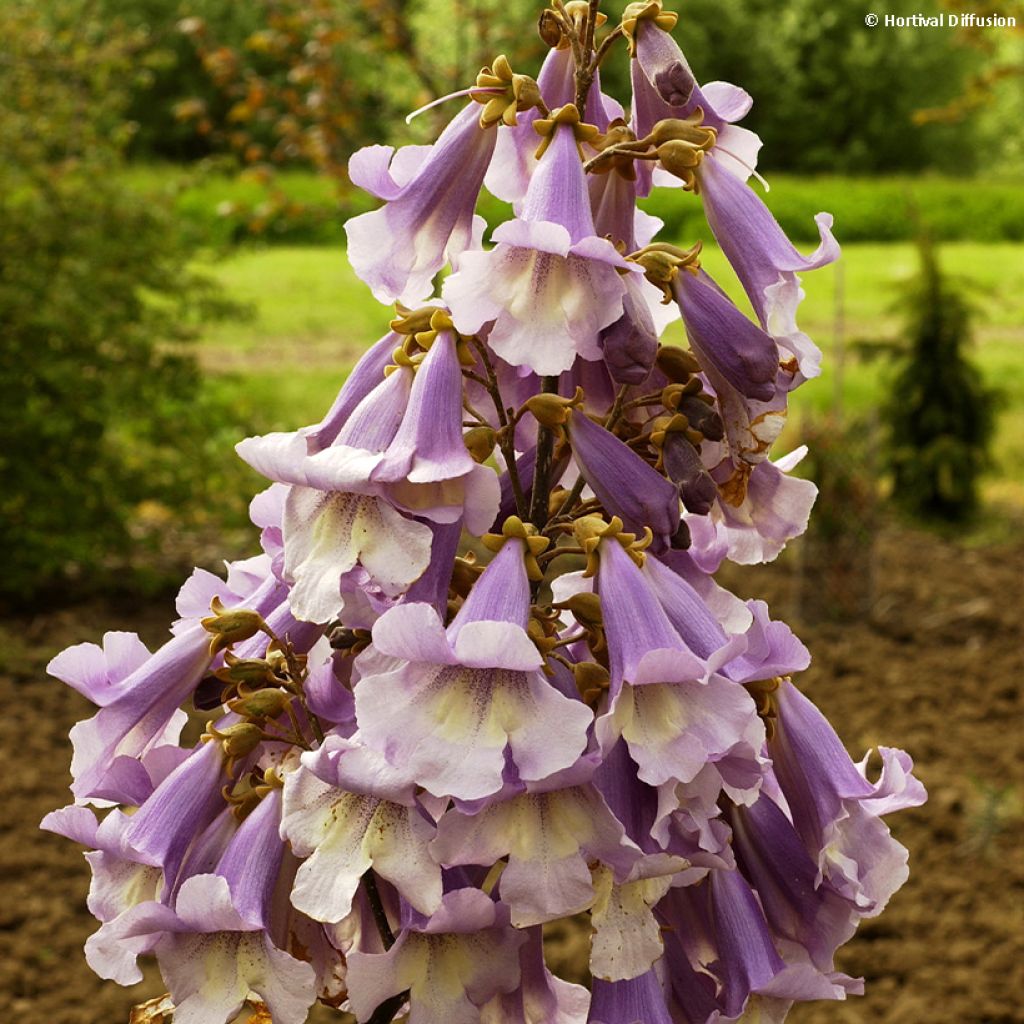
[471,336,529,519]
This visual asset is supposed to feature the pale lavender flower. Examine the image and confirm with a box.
[280,734,442,924]
[594,534,764,786]
[238,330,498,622]
[354,537,593,800]
[479,926,589,1024]
[686,448,819,569]
[60,562,285,801]
[768,680,927,915]
[345,888,525,1024]
[659,868,862,1023]
[430,758,639,928]
[445,110,640,376]
[346,104,496,305]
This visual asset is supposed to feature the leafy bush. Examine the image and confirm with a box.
[872,233,999,521]
[0,1,250,604]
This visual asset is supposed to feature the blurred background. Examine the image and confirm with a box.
[1,0,1021,1021]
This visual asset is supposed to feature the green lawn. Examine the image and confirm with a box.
[197,242,1024,503]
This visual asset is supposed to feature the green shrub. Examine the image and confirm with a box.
[873,233,999,521]
[0,1,251,604]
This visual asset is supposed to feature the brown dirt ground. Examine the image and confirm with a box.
[2,524,1022,1024]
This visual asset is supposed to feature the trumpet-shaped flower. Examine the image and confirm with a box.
[594,535,763,786]
[238,331,499,622]
[768,680,927,915]
[354,537,593,800]
[445,111,639,376]
[346,888,525,1024]
[280,735,442,924]
[346,103,496,305]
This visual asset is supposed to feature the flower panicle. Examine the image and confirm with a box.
[43,5,920,1024]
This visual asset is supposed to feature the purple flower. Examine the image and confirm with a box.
[431,759,638,928]
[41,804,166,984]
[60,563,285,801]
[445,107,640,376]
[673,267,780,404]
[687,448,819,568]
[696,151,838,381]
[345,888,525,1024]
[588,742,689,980]
[591,531,764,786]
[346,103,497,305]
[238,329,499,622]
[480,926,590,1024]
[567,409,682,547]
[354,536,593,800]
[117,872,315,1024]
[728,793,859,972]
[768,679,927,915]
[588,969,674,1024]
[485,47,575,203]
[598,275,663,385]
[280,734,442,924]
[659,868,862,1022]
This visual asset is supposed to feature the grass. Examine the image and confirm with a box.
[196,241,1024,507]
[128,162,1024,246]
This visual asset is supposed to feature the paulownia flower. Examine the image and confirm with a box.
[354,533,593,800]
[280,734,442,924]
[587,968,674,1024]
[56,563,285,801]
[590,528,763,786]
[107,792,317,1024]
[431,758,640,928]
[345,103,496,305]
[479,925,590,1024]
[345,888,525,1024]
[767,679,927,915]
[566,408,682,547]
[659,868,862,1023]
[686,448,819,569]
[445,106,640,376]
[238,328,498,622]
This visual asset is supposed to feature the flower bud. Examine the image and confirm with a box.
[657,140,708,190]
[229,688,293,721]
[656,345,702,382]
[200,597,265,654]
[676,395,724,441]
[574,661,611,706]
[538,8,565,48]
[523,386,584,429]
[450,555,484,597]
[563,591,604,628]
[328,626,372,655]
[464,425,497,463]
[208,722,264,759]
[214,653,278,688]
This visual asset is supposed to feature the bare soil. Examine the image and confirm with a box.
[2,524,1022,1023]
